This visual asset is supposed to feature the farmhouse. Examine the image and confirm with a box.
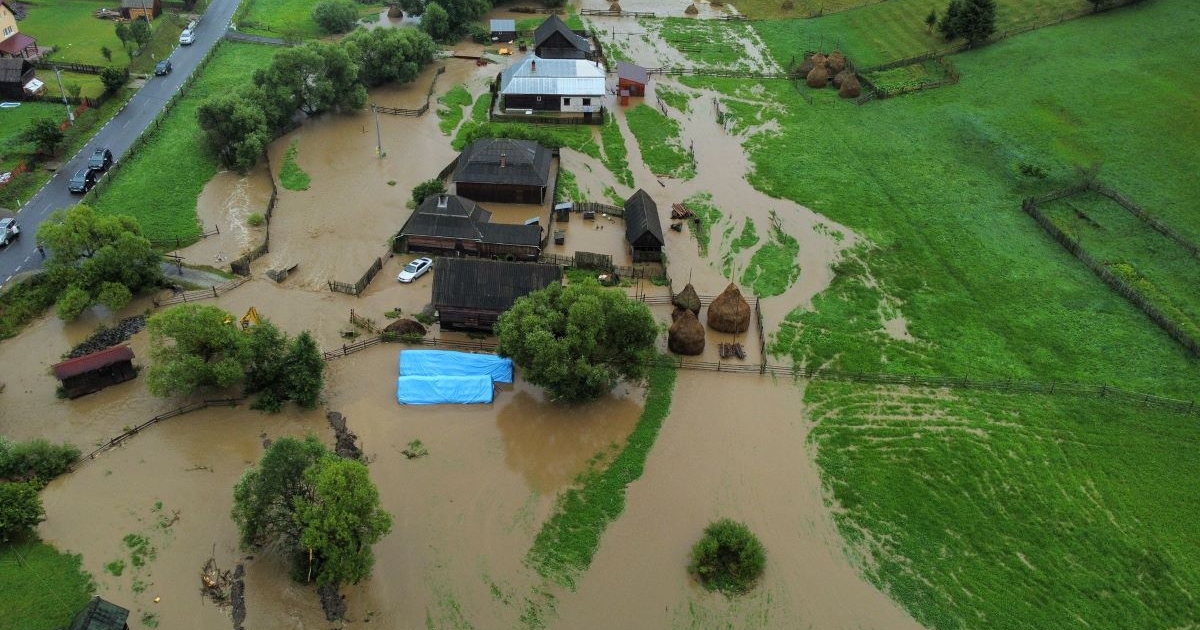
[498,56,605,118]
[617,61,648,105]
[51,345,137,399]
[624,189,664,262]
[490,19,516,43]
[0,1,37,59]
[453,138,552,204]
[120,0,162,21]
[533,14,592,60]
[432,258,562,332]
[68,596,130,630]
[396,194,542,261]
[0,56,33,100]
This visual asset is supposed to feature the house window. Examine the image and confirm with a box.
[2,26,12,37]
[582,98,591,106]
[563,98,571,106]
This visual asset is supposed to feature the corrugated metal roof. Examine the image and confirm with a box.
[490,19,515,31]
[499,56,606,97]
[52,346,135,381]
[433,258,562,312]
[454,139,552,188]
[617,61,648,85]
[624,189,664,247]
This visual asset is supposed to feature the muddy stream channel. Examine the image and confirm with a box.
[0,14,921,629]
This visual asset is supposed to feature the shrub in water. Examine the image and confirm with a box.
[688,518,766,595]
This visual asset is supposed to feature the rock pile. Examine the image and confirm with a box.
[67,315,146,358]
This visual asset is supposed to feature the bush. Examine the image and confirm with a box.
[312,0,359,34]
[688,518,766,595]
[0,482,45,542]
[469,23,490,44]
[0,438,82,482]
[411,178,446,206]
[247,213,265,227]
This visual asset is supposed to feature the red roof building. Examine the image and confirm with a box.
[52,345,137,398]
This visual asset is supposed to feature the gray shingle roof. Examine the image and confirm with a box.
[499,55,606,97]
[0,58,32,84]
[400,195,491,241]
[617,61,648,85]
[533,15,589,52]
[624,189,664,247]
[454,139,551,188]
[477,222,542,247]
[433,258,562,312]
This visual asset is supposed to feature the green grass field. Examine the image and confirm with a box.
[624,105,695,180]
[90,42,279,240]
[18,0,129,65]
[240,0,382,39]
[436,84,472,136]
[0,540,95,630]
[0,102,63,169]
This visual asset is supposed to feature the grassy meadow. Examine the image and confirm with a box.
[240,0,383,38]
[18,0,127,65]
[624,105,695,180]
[90,42,279,240]
[0,540,95,630]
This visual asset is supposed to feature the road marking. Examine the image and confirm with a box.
[23,256,31,263]
[13,266,20,272]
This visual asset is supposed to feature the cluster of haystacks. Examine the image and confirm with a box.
[708,283,751,333]
[800,50,862,98]
[667,283,752,355]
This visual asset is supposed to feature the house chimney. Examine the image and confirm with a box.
[500,153,507,168]
[437,194,448,209]
[531,59,537,73]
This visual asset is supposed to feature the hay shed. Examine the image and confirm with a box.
[708,283,751,333]
[672,283,701,315]
[806,65,829,88]
[839,73,862,98]
[51,345,136,399]
[668,309,705,356]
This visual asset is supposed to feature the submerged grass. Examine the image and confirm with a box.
[624,105,695,180]
[722,217,759,278]
[0,540,95,630]
[555,168,582,204]
[739,212,798,297]
[599,115,634,188]
[437,85,473,136]
[655,19,757,68]
[526,364,678,589]
[684,192,722,256]
[653,84,693,115]
[279,140,310,191]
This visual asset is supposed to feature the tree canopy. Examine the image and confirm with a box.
[197,90,272,172]
[938,0,997,45]
[233,435,328,547]
[312,0,359,34]
[0,482,44,542]
[495,281,659,402]
[343,27,437,88]
[254,43,367,118]
[146,304,253,396]
[21,118,64,158]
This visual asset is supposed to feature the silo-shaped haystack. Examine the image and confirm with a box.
[387,5,403,17]
[828,50,847,74]
[838,73,862,98]
[609,1,622,12]
[673,283,702,316]
[384,318,426,336]
[810,53,827,69]
[668,309,706,356]
[798,55,815,76]
[671,305,688,322]
[806,64,829,88]
[685,3,699,14]
[707,283,751,333]
[833,69,853,88]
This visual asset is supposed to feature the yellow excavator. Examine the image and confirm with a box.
[225,307,262,331]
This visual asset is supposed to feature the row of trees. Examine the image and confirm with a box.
[197,28,437,171]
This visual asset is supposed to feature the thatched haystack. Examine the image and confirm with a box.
[708,283,751,333]
[673,283,702,316]
[668,309,706,356]
[833,69,853,88]
[384,318,426,337]
[806,64,829,88]
[684,3,699,14]
[811,53,827,69]
[838,73,862,98]
[671,305,688,321]
[609,1,622,11]
[386,4,403,17]
[797,55,815,76]
[828,50,847,74]
[780,0,793,8]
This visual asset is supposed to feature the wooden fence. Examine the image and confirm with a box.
[72,398,244,470]
[230,153,279,276]
[34,60,112,75]
[328,257,384,296]
[373,65,445,117]
[321,333,498,361]
[152,277,249,307]
[580,8,655,17]
[645,66,795,80]
[148,225,220,251]
[1091,183,1200,259]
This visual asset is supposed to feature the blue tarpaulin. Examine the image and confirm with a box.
[397,375,494,405]
[398,350,514,384]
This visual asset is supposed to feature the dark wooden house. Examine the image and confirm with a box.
[433,258,562,332]
[69,596,131,630]
[490,19,516,43]
[396,194,542,261]
[617,61,648,104]
[498,56,605,117]
[51,345,137,399]
[624,189,664,262]
[0,56,33,100]
[120,0,162,20]
[453,138,552,204]
[533,15,592,60]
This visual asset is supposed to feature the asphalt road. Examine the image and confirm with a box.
[0,0,240,288]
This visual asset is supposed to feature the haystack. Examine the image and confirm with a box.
[672,305,689,322]
[838,73,862,98]
[810,53,827,69]
[708,283,750,333]
[673,283,702,316]
[828,50,847,74]
[806,64,829,88]
[386,5,403,17]
[833,69,853,88]
[384,318,426,337]
[609,1,622,11]
[684,3,699,14]
[797,55,815,76]
[668,309,705,356]
[780,0,793,8]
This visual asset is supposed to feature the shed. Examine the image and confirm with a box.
[617,62,648,98]
[396,194,542,261]
[623,189,664,262]
[498,55,605,117]
[477,222,542,261]
[69,596,131,630]
[0,57,33,100]
[453,138,552,204]
[51,345,136,399]
[432,258,562,332]
[533,14,592,60]
[120,0,162,20]
[490,19,516,42]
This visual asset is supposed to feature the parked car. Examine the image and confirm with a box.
[67,168,99,194]
[179,29,196,45]
[397,257,434,283]
[0,218,19,247]
[88,147,113,172]
[154,59,172,76]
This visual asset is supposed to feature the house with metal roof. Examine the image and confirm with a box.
[396,194,542,261]
[51,345,137,399]
[490,19,516,42]
[533,14,592,59]
[624,189,664,262]
[498,55,605,119]
[453,138,553,204]
[0,1,38,59]
[432,258,562,332]
[68,596,130,630]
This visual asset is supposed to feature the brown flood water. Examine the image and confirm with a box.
[180,160,273,267]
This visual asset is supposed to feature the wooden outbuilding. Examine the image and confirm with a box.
[533,14,592,60]
[0,56,33,100]
[453,138,552,204]
[617,61,648,99]
[432,258,562,332]
[51,345,136,399]
[490,19,516,43]
[69,596,131,630]
[120,0,162,21]
[623,189,665,262]
[396,194,542,261]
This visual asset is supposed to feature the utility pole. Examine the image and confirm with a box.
[53,67,73,126]
[373,104,383,158]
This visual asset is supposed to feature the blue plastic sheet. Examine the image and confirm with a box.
[396,375,494,405]
[398,350,514,384]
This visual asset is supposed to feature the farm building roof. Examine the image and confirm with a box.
[400,194,491,241]
[490,19,515,32]
[52,345,135,381]
[433,258,562,312]
[0,57,32,83]
[533,15,590,53]
[617,62,648,85]
[0,35,35,60]
[68,596,130,630]
[454,138,552,189]
[499,55,606,97]
[477,222,542,247]
[120,0,156,8]
[624,189,664,247]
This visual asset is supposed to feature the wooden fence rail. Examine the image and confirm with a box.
[152,277,248,307]
[1090,183,1200,259]
[72,398,244,470]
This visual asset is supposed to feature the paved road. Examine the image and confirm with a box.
[0,0,240,288]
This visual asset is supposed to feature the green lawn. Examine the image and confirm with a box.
[240,0,382,39]
[18,0,129,65]
[436,84,472,136]
[0,102,63,169]
[624,104,694,180]
[0,540,95,630]
[90,41,279,240]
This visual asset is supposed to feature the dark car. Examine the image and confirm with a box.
[154,59,172,76]
[88,147,113,172]
[68,168,99,194]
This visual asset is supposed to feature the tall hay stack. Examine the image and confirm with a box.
[838,73,862,98]
[707,283,751,333]
[806,65,829,88]
[673,283,702,316]
[685,3,699,14]
[668,309,706,355]
[828,50,847,74]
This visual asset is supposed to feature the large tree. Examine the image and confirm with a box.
[0,482,45,542]
[21,117,64,158]
[312,0,359,34]
[419,2,450,41]
[495,281,659,402]
[343,27,437,88]
[233,435,328,548]
[253,42,367,118]
[197,90,272,171]
[146,304,253,396]
[938,0,996,46]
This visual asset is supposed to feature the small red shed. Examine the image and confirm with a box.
[617,62,648,100]
[52,345,137,399]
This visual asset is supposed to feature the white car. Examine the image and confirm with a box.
[397,257,433,283]
[179,29,196,45]
[0,218,19,247]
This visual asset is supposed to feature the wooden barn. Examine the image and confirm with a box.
[490,19,516,43]
[120,0,162,21]
[624,189,665,262]
[453,138,552,205]
[396,194,542,261]
[498,56,605,118]
[51,345,137,399]
[0,57,33,100]
[433,258,562,332]
[69,596,130,630]
[533,14,592,60]
[617,62,648,105]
